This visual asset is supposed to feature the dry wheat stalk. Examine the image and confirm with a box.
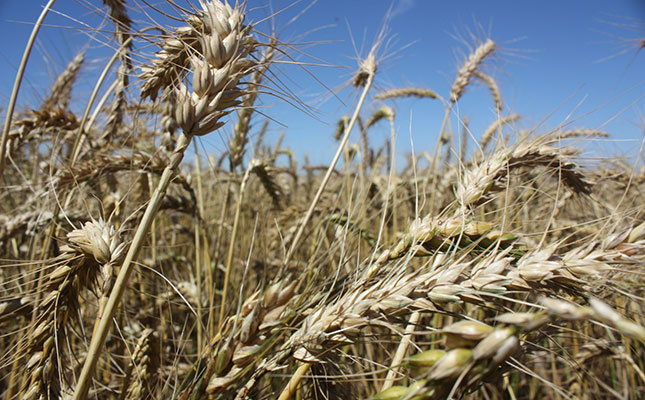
[0,0,55,177]
[279,46,378,277]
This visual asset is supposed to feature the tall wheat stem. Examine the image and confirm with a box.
[429,106,452,215]
[277,362,312,400]
[193,142,204,349]
[218,162,254,330]
[382,311,421,390]
[72,132,191,400]
[279,73,375,276]
[210,179,232,336]
[0,0,55,178]
[388,113,398,237]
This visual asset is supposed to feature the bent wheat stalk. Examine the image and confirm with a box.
[0,0,56,178]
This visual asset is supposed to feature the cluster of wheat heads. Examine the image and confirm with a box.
[1,1,644,399]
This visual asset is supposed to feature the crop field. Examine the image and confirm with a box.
[0,1,644,399]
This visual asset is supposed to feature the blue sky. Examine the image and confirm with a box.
[1,1,644,167]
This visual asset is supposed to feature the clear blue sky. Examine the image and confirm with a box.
[1,1,644,167]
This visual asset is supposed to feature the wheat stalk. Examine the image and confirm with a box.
[72,2,262,397]
[0,0,56,178]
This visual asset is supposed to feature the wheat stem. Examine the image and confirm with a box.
[0,0,55,178]
[279,72,375,276]
[218,161,254,331]
[72,132,191,400]
[382,311,421,390]
[277,362,312,400]
[193,143,204,350]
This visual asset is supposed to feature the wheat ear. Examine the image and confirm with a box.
[375,87,441,101]
[17,219,124,400]
[450,39,496,104]
[474,71,503,114]
[72,2,260,397]
[41,51,85,112]
[429,39,496,213]
[480,113,520,151]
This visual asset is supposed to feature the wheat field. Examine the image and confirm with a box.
[0,1,644,399]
